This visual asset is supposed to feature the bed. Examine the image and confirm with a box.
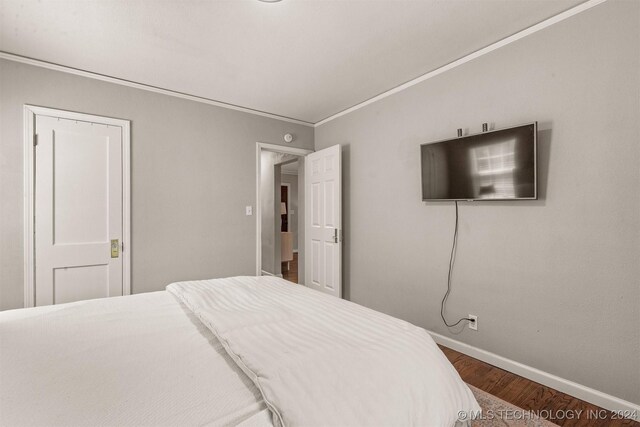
[0,276,480,426]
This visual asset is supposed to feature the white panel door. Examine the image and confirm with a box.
[305,145,341,297]
[34,115,124,306]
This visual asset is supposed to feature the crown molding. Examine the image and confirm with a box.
[0,0,607,129]
[314,0,608,127]
[0,51,314,127]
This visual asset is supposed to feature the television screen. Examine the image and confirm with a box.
[421,123,537,201]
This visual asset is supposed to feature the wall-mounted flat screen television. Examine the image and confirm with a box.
[421,122,537,201]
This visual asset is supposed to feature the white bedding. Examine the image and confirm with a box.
[0,291,268,426]
[168,276,480,427]
[1,276,479,426]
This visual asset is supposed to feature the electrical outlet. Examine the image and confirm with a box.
[245,206,253,216]
[468,314,478,331]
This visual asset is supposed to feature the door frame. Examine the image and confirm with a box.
[23,105,132,308]
[255,142,312,277]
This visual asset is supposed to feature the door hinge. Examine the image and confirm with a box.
[333,228,342,243]
[33,134,38,147]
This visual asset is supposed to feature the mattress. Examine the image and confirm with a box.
[0,291,269,426]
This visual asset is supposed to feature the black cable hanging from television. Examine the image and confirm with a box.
[440,200,474,328]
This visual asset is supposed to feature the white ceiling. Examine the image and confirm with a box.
[0,0,585,124]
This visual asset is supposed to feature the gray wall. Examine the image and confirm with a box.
[260,151,278,275]
[315,1,639,404]
[0,59,313,311]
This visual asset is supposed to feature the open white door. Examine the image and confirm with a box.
[305,145,341,297]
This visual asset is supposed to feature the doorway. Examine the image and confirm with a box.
[256,142,343,297]
[256,143,311,284]
[23,106,131,307]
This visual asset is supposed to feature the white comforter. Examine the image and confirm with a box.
[0,291,268,426]
[168,276,480,427]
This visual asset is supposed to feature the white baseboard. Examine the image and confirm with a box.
[428,331,640,418]
[260,270,283,278]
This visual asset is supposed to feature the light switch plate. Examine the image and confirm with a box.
[290,209,295,215]
[245,206,253,216]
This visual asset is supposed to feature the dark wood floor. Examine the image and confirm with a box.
[282,252,298,284]
[440,345,639,426]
